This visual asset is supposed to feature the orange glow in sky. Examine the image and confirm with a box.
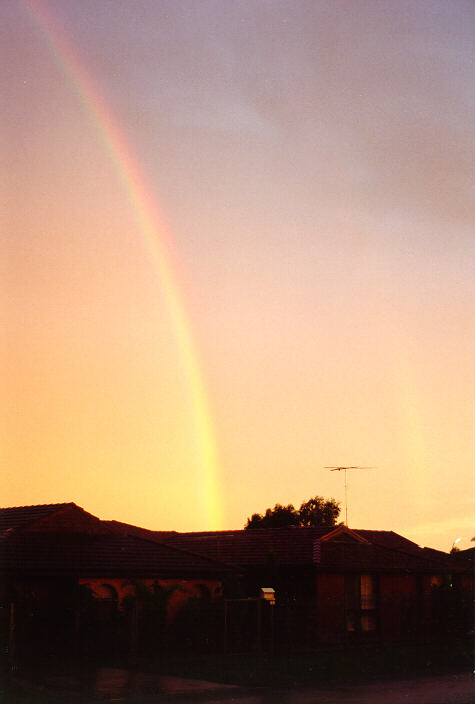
[1,0,474,550]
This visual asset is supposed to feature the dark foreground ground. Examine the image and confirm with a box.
[2,639,473,704]
[3,671,473,704]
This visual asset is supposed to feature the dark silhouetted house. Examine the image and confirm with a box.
[1,503,471,660]
[107,521,472,647]
[455,546,475,565]
[0,503,233,662]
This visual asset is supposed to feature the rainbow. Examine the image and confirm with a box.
[22,0,223,529]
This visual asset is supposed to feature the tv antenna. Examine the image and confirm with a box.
[325,466,375,526]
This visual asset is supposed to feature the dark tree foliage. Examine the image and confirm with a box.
[245,503,300,529]
[123,580,180,656]
[299,496,341,527]
[245,496,340,529]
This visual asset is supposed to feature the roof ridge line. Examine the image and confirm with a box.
[126,533,236,570]
[0,502,76,510]
[359,535,452,566]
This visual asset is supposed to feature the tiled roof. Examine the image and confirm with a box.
[355,530,421,553]
[104,519,177,541]
[420,546,471,570]
[0,531,233,578]
[102,523,335,566]
[163,527,336,566]
[0,503,74,532]
[2,504,464,576]
[159,528,464,573]
[454,547,475,565]
[457,546,475,558]
[319,540,463,572]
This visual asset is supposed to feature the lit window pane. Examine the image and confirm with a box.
[360,575,376,609]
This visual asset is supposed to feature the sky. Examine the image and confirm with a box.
[1,0,474,551]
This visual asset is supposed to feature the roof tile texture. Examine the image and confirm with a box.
[1,532,232,577]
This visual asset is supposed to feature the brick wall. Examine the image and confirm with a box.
[315,572,346,643]
[379,573,420,641]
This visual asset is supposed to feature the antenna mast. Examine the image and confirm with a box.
[325,466,374,525]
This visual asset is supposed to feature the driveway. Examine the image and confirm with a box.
[178,673,473,704]
[8,668,473,703]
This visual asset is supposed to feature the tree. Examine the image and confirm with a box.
[245,504,299,529]
[245,496,340,529]
[298,496,340,527]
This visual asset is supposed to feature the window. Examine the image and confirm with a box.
[345,574,378,633]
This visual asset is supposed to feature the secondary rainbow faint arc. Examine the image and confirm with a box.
[23,0,223,529]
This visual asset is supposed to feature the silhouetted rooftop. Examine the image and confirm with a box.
[160,527,465,573]
[1,504,466,576]
[0,530,234,577]
[0,503,74,532]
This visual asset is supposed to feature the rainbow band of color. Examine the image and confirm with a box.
[23,0,223,529]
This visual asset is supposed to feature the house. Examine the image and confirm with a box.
[0,503,233,662]
[106,520,472,648]
[455,546,475,564]
[2,503,471,660]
